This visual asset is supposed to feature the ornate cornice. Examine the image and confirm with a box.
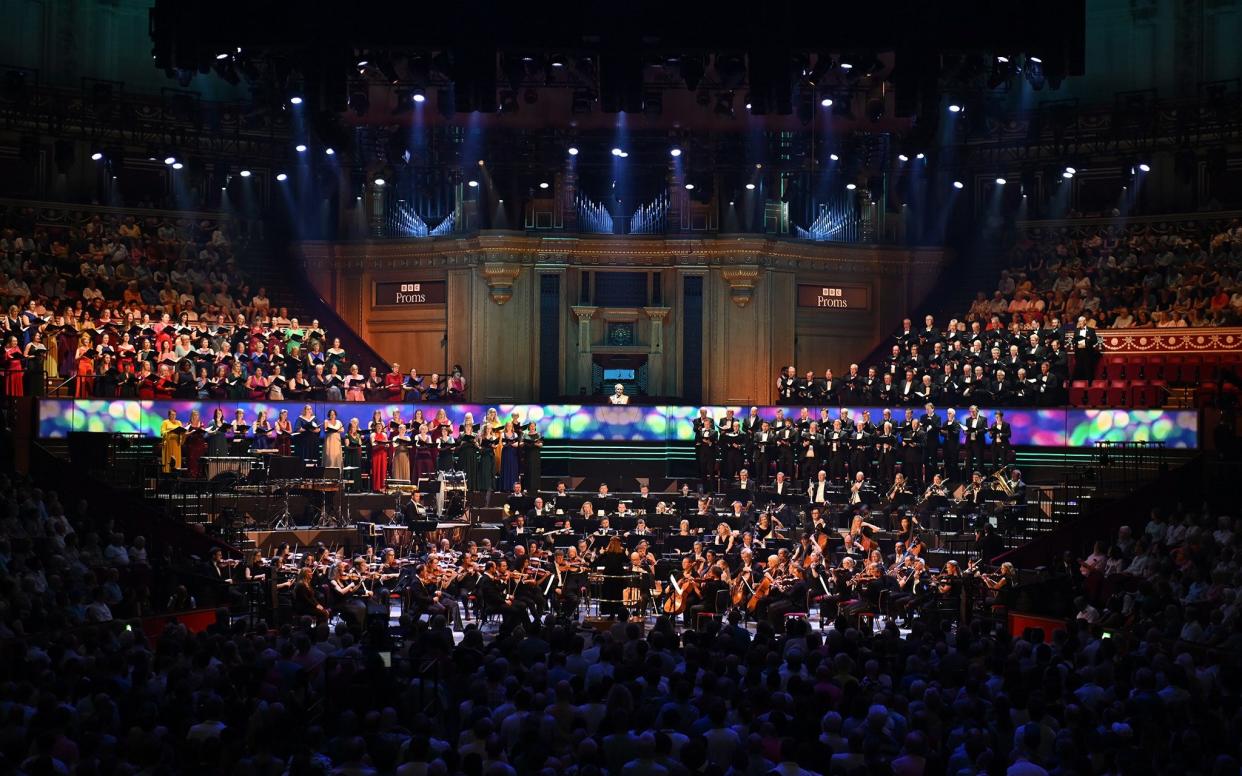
[297,234,946,276]
[570,305,599,323]
[720,265,761,307]
[642,306,671,322]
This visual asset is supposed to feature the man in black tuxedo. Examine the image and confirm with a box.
[941,408,962,482]
[990,410,1012,470]
[963,405,988,475]
[1072,315,1100,379]
[820,369,839,406]
[751,420,773,482]
[989,369,1011,406]
[776,366,798,404]
[920,402,941,478]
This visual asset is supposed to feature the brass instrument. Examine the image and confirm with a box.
[992,467,1015,497]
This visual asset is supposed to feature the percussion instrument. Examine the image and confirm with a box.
[204,456,252,479]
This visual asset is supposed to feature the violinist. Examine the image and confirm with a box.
[476,561,529,635]
[935,559,964,595]
[411,563,463,627]
[981,561,1018,613]
[545,549,580,616]
[508,545,547,616]
[291,567,329,622]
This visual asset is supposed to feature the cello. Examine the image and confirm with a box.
[663,572,700,615]
[746,572,772,614]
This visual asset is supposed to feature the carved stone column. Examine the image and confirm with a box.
[481,263,521,305]
[720,265,761,307]
[571,305,597,394]
[643,306,670,396]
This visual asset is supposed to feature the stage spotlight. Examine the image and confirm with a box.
[239,169,251,177]
[1029,56,1042,63]
[745,183,756,190]
[276,172,287,181]
[611,147,623,156]
[215,52,230,60]
[744,101,752,110]
[1062,171,1074,178]
[916,153,925,159]
[953,180,965,189]
[467,180,479,187]
[374,177,385,186]
[296,144,307,153]
[840,61,853,70]
[619,151,628,158]
[669,147,682,157]
[1138,163,1151,172]
[325,148,335,156]
[289,96,303,105]
[829,153,839,161]
[684,183,694,190]
[820,97,832,107]
[357,59,368,67]
[163,155,176,165]
[898,154,909,162]
[995,177,1007,185]
[539,181,550,189]
[1065,166,1077,174]
[550,53,567,68]
[568,146,579,156]
[171,162,183,170]
[845,183,857,190]
[412,90,426,103]
[91,152,103,161]
[948,103,963,113]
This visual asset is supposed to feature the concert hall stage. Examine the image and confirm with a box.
[38,398,1199,448]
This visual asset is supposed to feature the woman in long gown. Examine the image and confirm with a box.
[160,409,184,473]
[478,424,497,492]
[294,404,320,463]
[4,335,24,398]
[485,408,503,475]
[274,409,293,456]
[342,418,364,491]
[370,426,390,492]
[413,423,436,479]
[74,335,95,398]
[322,409,344,470]
[183,409,207,477]
[500,420,521,492]
[391,423,412,483]
[458,413,480,491]
[522,421,543,493]
[206,408,230,458]
[251,410,273,452]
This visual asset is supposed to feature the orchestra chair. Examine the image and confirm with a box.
[1068,380,1090,406]
[695,590,731,629]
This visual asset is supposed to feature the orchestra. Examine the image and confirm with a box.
[152,401,1028,635]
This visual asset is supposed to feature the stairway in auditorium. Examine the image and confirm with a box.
[857,242,1011,368]
[240,238,389,372]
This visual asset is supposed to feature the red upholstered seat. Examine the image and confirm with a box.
[1106,380,1129,407]
[1068,380,1090,406]
[1086,380,1109,407]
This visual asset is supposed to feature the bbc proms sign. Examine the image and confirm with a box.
[374,280,448,307]
[797,283,871,311]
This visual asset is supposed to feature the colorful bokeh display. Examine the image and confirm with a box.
[37,400,1199,449]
